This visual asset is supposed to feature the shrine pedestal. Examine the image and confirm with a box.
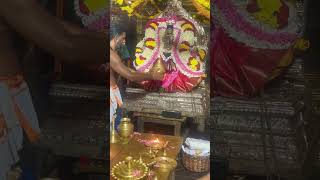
[134,112,187,136]
[123,85,209,132]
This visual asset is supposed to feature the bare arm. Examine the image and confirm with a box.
[110,50,159,82]
[58,19,106,38]
[58,20,86,35]
[0,0,107,64]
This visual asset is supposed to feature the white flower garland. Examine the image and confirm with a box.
[74,0,108,27]
[213,0,300,49]
[134,18,206,78]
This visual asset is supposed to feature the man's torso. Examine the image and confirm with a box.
[0,18,22,77]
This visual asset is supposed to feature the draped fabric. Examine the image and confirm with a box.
[211,28,288,97]
[210,0,303,97]
[141,71,203,92]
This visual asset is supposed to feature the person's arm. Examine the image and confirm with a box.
[58,19,107,38]
[110,50,163,82]
[58,20,85,35]
[0,0,107,64]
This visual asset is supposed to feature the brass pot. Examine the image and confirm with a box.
[151,58,166,74]
[118,118,134,140]
[154,156,177,173]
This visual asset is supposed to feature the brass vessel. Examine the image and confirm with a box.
[151,58,166,74]
[118,118,134,144]
[111,156,148,180]
[154,156,177,173]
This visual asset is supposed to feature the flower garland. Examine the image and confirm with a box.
[158,0,207,38]
[114,0,143,16]
[192,0,210,19]
[213,0,299,49]
[114,0,163,19]
[74,0,108,31]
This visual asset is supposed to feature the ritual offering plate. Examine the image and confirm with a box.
[139,153,157,167]
[111,156,148,180]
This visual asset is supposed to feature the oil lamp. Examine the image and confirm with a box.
[110,116,120,144]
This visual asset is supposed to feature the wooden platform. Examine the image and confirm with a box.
[123,86,209,132]
[134,112,187,136]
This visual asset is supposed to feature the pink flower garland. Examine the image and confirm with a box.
[215,0,297,45]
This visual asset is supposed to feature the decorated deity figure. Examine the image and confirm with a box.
[211,0,309,97]
[133,0,208,92]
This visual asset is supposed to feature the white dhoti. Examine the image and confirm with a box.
[0,75,40,180]
[110,85,122,129]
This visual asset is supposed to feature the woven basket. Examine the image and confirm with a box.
[182,151,210,172]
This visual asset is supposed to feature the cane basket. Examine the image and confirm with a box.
[182,151,210,172]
